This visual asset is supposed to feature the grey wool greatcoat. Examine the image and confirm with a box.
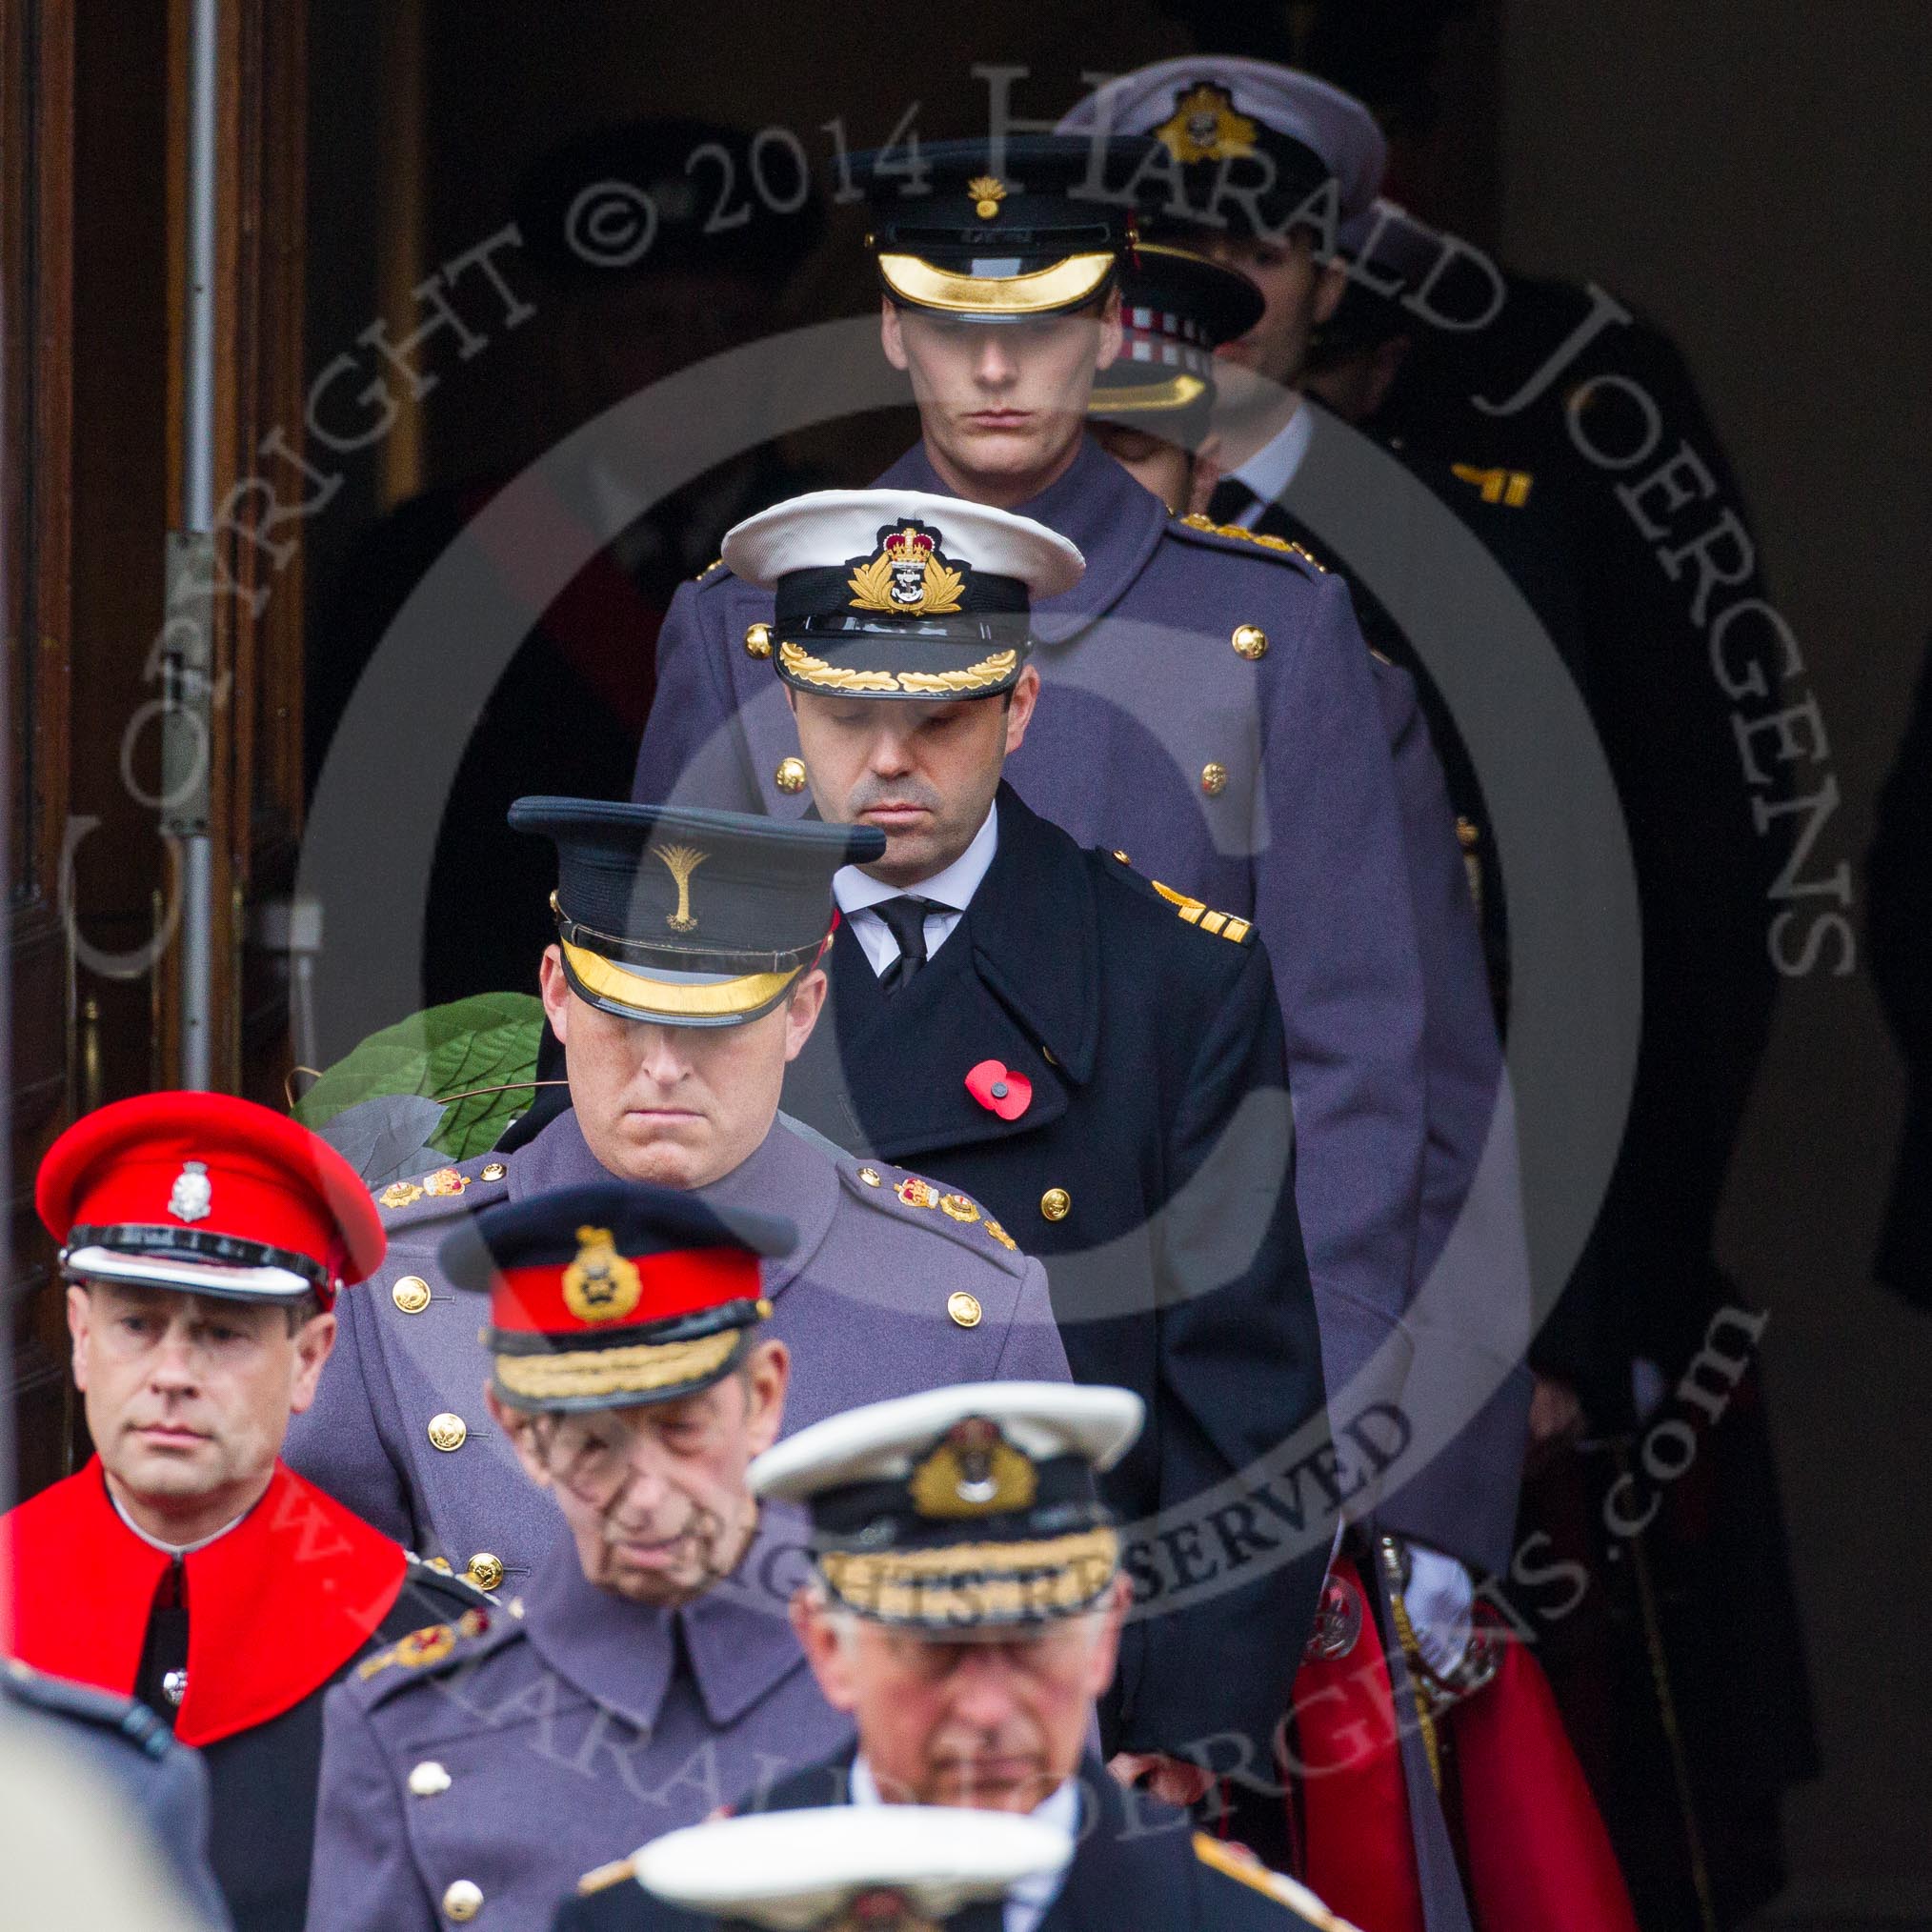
[285,1112,1069,1595]
[630,433,1427,1448]
[305,1503,850,1932]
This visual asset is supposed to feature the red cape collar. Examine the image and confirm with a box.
[1,1459,406,1746]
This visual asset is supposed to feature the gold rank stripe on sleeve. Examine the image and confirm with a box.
[1192,1834,1365,1931]
[1149,877,1253,944]
[1175,512,1327,572]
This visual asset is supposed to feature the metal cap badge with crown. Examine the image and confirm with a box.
[723,490,1083,702]
[440,1179,794,1413]
[750,1382,1144,1630]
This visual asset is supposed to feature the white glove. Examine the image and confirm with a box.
[1402,1543,1475,1679]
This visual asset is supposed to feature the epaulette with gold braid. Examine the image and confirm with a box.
[693,555,725,582]
[354,1607,492,1682]
[1150,877,1254,945]
[574,1857,636,1897]
[1175,512,1327,573]
[1194,1833,1364,1930]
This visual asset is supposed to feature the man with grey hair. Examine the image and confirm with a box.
[560,1384,1351,1932]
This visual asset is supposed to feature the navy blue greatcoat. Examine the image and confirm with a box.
[553,1748,1337,1931]
[780,784,1332,1769]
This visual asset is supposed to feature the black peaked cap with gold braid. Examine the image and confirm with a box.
[854,132,1154,320]
[749,1382,1143,1630]
[724,490,1082,701]
[439,1179,792,1413]
[509,798,883,1027]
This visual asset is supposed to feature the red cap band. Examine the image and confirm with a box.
[490,1245,761,1338]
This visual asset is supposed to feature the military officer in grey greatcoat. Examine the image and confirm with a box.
[627,135,1430,1464]
[285,809,1069,1599]
[306,1181,856,1931]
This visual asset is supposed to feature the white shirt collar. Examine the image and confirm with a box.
[834,799,999,916]
[108,1484,247,1559]
[1226,401,1316,521]
[847,1754,1078,1932]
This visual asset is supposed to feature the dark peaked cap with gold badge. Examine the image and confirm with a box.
[509,798,884,1027]
[724,489,1082,701]
[751,1381,1142,1629]
[1058,56,1382,240]
[853,132,1152,320]
[440,1178,793,1412]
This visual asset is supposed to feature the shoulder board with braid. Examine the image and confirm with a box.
[1171,512,1328,574]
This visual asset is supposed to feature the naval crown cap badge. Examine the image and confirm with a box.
[561,1225,645,1325]
[848,520,967,617]
[168,1160,212,1224]
[1154,80,1259,165]
[908,1416,1039,1519]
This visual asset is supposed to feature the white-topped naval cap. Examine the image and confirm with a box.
[632,1804,1074,1929]
[722,489,1085,600]
[750,1380,1144,1503]
[1057,56,1385,224]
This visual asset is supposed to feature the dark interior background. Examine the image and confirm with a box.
[298,2,1932,1920]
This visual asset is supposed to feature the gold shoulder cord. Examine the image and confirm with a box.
[1376,1536,1443,1792]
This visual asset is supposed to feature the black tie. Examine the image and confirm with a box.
[872,896,945,995]
[1206,474,1263,526]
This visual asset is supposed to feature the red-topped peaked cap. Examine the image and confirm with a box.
[440,1180,795,1413]
[37,1092,386,1308]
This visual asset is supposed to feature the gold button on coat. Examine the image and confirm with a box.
[481,1161,507,1182]
[775,755,807,794]
[392,1275,432,1315]
[442,1880,484,1922]
[744,621,773,658]
[1039,1188,1071,1222]
[947,1292,982,1329]
[1200,762,1228,796]
[466,1552,506,1592]
[1232,624,1268,660]
[408,1761,452,1798]
[858,1167,881,1187]
[427,1413,468,1453]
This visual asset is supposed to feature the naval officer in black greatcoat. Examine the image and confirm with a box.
[716,487,1335,1805]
